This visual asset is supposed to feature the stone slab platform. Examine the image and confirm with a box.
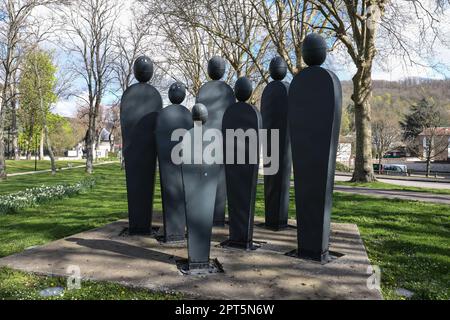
[0,214,382,300]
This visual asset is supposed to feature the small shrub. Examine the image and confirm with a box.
[336,162,352,172]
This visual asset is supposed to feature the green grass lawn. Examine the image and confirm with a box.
[0,163,449,300]
[0,163,166,300]
[5,160,86,174]
[335,180,450,195]
[0,267,179,300]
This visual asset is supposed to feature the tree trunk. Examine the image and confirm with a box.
[0,122,6,180]
[10,77,20,161]
[85,119,95,174]
[378,156,382,175]
[39,129,44,160]
[12,130,19,160]
[426,158,431,178]
[0,95,6,179]
[26,131,33,160]
[11,101,20,161]
[351,67,376,183]
[426,137,432,178]
[44,124,56,175]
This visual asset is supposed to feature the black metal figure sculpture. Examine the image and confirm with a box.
[288,33,342,263]
[120,56,162,235]
[181,103,221,272]
[222,77,261,250]
[156,82,193,242]
[261,57,292,231]
[196,57,235,226]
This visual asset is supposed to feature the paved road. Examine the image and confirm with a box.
[335,175,450,190]
[334,185,450,205]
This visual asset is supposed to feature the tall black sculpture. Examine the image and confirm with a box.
[156,82,193,242]
[261,57,292,231]
[196,57,235,226]
[120,56,162,235]
[288,33,342,263]
[222,77,261,250]
[182,103,221,272]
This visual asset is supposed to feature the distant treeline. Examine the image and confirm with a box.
[341,78,450,126]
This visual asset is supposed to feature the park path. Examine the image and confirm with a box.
[333,185,450,205]
[258,178,450,205]
[335,174,450,190]
[7,161,119,177]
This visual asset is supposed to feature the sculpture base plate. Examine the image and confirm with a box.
[0,218,382,299]
[285,249,344,265]
[155,234,186,244]
[219,240,261,251]
[120,226,160,237]
[176,258,224,276]
[255,222,296,231]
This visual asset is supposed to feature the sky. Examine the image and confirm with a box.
[44,0,450,118]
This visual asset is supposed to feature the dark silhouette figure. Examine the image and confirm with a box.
[222,77,262,250]
[196,57,235,226]
[156,82,193,242]
[120,56,162,235]
[288,33,342,263]
[261,56,292,231]
[182,103,220,270]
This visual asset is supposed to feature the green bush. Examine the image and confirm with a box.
[336,162,352,172]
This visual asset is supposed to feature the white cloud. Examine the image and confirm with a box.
[53,97,78,117]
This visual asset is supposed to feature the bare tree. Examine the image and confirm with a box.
[420,127,450,177]
[309,0,448,182]
[142,0,271,98]
[103,102,120,151]
[249,0,322,75]
[372,118,401,174]
[111,4,154,95]
[141,1,218,96]
[59,0,119,174]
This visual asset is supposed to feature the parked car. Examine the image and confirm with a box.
[373,164,408,176]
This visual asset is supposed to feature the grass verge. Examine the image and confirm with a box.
[0,267,179,300]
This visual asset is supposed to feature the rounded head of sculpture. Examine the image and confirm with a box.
[302,33,327,66]
[168,82,186,104]
[234,77,253,102]
[192,103,208,124]
[269,56,288,80]
[208,56,226,80]
[134,56,154,83]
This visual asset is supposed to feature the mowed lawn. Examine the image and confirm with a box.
[0,163,449,300]
[0,163,169,300]
[5,160,86,174]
